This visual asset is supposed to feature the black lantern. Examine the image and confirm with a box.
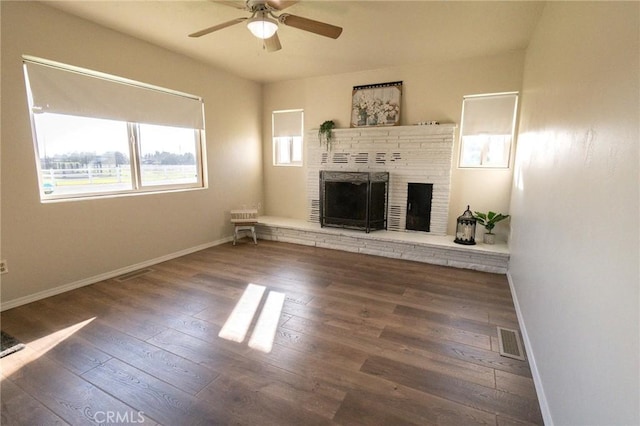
[454,205,476,245]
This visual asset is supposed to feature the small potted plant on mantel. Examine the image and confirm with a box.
[473,211,510,244]
[318,120,336,151]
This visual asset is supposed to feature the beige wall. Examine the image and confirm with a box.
[509,2,639,424]
[0,2,263,307]
[262,51,524,237]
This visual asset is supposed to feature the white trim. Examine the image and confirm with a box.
[0,236,233,312]
[272,108,304,114]
[463,91,519,99]
[506,271,554,426]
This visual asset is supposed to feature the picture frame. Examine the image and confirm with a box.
[351,81,402,127]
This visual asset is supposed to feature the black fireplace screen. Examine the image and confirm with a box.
[320,171,389,233]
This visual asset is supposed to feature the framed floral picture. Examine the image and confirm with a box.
[351,81,402,127]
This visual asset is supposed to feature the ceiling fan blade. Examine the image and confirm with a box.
[266,0,298,11]
[188,17,247,37]
[264,33,282,52]
[279,14,342,39]
[214,1,248,10]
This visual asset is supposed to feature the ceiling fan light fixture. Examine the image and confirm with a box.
[247,13,278,39]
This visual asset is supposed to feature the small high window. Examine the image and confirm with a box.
[272,109,303,166]
[23,56,206,201]
[458,92,518,168]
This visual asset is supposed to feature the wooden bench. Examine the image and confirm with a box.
[230,209,258,245]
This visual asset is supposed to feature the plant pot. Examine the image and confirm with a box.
[483,233,496,245]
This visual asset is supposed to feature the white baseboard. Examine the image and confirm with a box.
[506,271,553,426]
[0,236,233,312]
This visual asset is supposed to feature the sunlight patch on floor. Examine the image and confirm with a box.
[248,291,285,353]
[0,317,96,378]
[218,283,266,343]
[218,283,285,353]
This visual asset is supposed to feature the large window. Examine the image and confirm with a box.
[458,92,518,168]
[24,56,205,201]
[272,109,303,166]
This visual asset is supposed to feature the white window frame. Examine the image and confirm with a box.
[23,56,206,201]
[458,92,518,169]
[272,109,303,167]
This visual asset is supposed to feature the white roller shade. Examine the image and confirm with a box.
[273,110,303,137]
[24,57,204,129]
[461,94,517,136]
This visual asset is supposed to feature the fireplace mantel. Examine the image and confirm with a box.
[320,123,456,137]
[306,124,456,236]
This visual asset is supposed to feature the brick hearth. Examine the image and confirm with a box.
[255,216,509,274]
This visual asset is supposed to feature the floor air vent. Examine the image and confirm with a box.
[115,268,154,282]
[497,326,526,361]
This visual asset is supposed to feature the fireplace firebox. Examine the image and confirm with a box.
[320,171,389,233]
[406,183,433,232]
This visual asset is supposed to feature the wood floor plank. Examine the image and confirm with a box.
[283,299,386,339]
[333,387,497,426]
[35,334,112,376]
[402,287,518,322]
[328,281,503,324]
[149,327,247,372]
[495,370,539,399]
[281,313,497,388]
[1,378,69,425]
[273,326,370,371]
[0,298,91,344]
[305,295,493,349]
[308,290,398,314]
[197,345,347,419]
[333,390,422,426]
[380,326,532,378]
[393,304,498,337]
[255,341,498,425]
[398,270,514,301]
[77,320,218,395]
[191,272,257,295]
[38,287,170,341]
[151,327,345,419]
[82,358,222,425]
[497,414,543,426]
[0,240,542,425]
[361,355,543,424]
[108,275,210,315]
[5,356,156,425]
[198,374,334,426]
[389,313,492,350]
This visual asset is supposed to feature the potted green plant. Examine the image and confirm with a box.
[473,211,510,244]
[318,120,336,151]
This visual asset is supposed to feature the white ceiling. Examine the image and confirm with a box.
[44,1,546,84]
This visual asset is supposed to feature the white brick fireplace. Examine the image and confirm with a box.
[255,123,510,274]
[306,124,456,235]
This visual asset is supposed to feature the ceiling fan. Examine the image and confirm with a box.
[188,0,343,52]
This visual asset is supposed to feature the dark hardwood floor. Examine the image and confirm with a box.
[0,240,542,425]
